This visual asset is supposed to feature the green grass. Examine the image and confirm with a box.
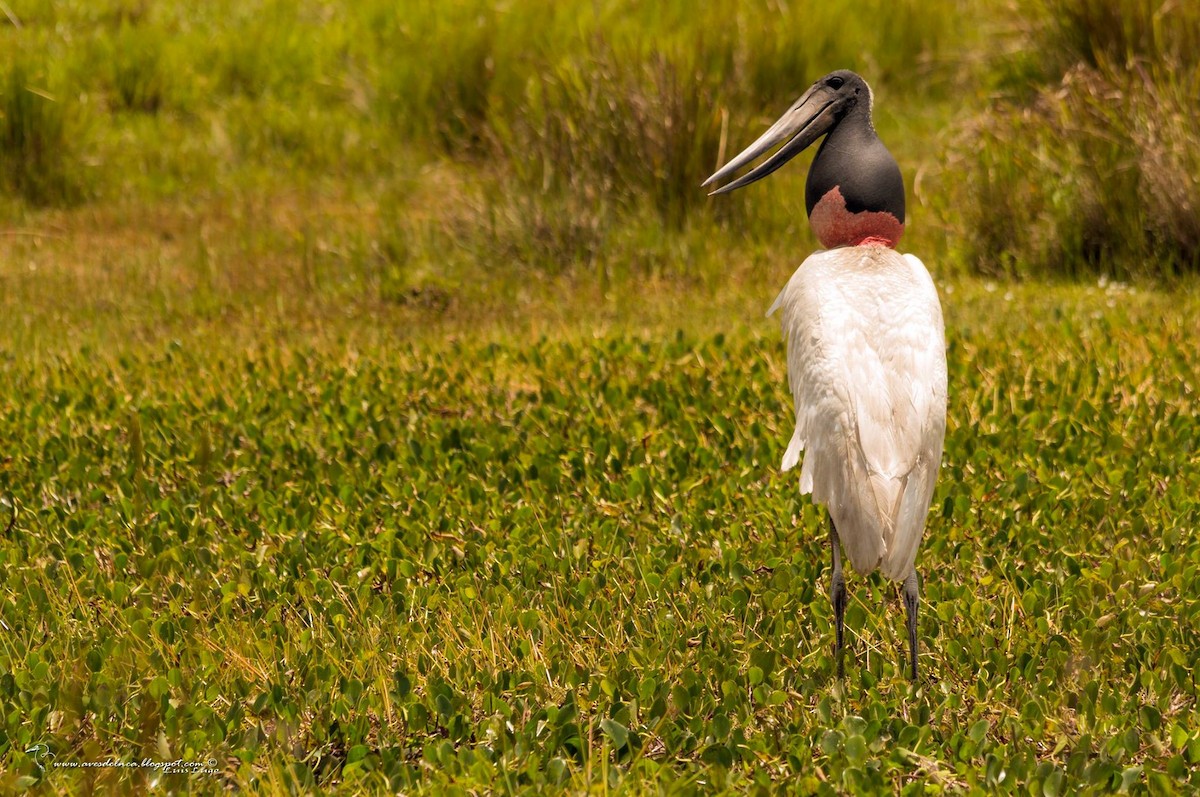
[0,61,84,205]
[4,0,1196,277]
[3,0,1200,792]
[2,279,1199,793]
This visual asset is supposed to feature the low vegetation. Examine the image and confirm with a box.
[3,283,1199,793]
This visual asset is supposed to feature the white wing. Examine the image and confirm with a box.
[769,248,947,581]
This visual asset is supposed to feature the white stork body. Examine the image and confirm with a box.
[770,245,947,582]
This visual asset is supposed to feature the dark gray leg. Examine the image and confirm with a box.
[902,569,920,681]
[829,517,847,679]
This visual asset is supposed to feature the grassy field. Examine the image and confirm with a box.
[3,0,1200,793]
[3,276,1199,793]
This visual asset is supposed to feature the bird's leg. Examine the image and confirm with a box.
[829,517,847,679]
[902,569,920,681]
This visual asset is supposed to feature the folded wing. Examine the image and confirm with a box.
[769,248,947,580]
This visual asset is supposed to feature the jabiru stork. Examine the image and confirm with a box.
[704,70,948,681]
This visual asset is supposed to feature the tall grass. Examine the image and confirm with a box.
[1,0,964,237]
[491,38,727,228]
[4,0,1197,279]
[374,3,502,153]
[1039,0,1200,73]
[0,62,83,205]
[948,0,1200,279]
[102,22,171,114]
[366,0,968,283]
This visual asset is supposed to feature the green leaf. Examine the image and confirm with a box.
[148,675,170,700]
[844,735,867,764]
[600,718,629,751]
[1042,768,1063,797]
[820,730,842,757]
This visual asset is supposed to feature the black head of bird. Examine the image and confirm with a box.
[703,70,906,249]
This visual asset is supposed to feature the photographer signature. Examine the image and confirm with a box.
[25,743,55,772]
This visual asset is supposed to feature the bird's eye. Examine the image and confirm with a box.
[828,76,845,89]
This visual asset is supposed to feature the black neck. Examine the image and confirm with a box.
[805,107,905,221]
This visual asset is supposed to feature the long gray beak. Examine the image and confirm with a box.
[703,85,841,195]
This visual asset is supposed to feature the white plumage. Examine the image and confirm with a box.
[769,246,947,582]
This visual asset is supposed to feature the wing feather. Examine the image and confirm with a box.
[770,248,947,580]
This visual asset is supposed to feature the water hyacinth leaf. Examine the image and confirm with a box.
[600,718,629,752]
